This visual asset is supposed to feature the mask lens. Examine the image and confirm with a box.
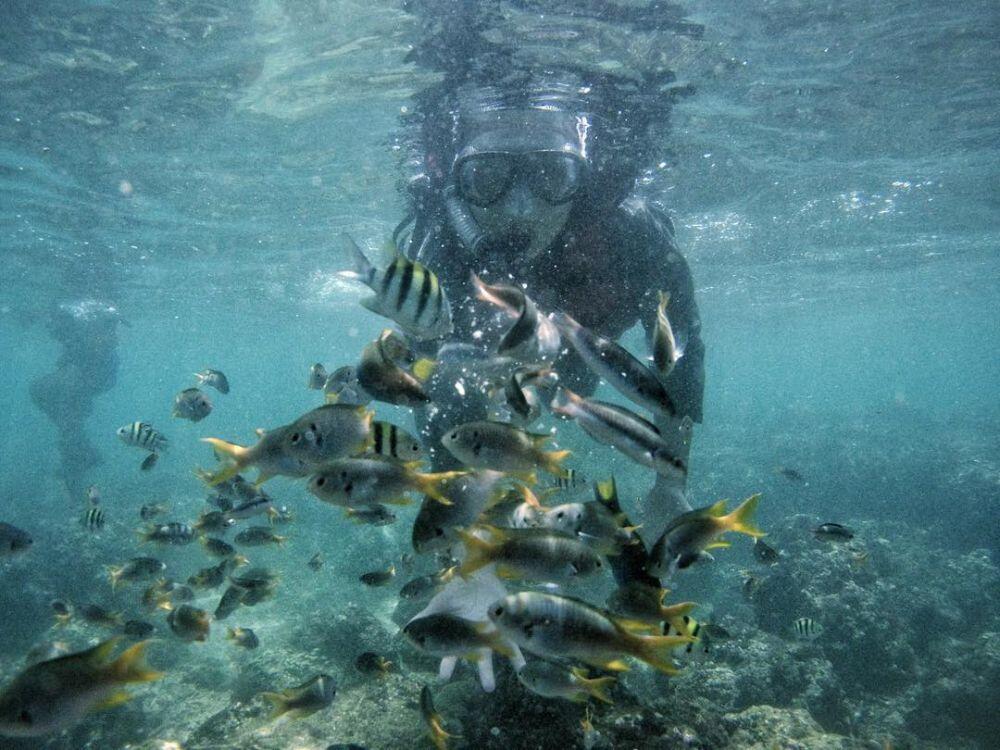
[526,153,584,205]
[456,155,514,207]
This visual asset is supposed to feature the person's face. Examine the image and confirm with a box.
[456,151,584,259]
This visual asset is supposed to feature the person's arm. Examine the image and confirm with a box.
[627,202,706,539]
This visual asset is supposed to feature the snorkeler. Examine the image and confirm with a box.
[29,298,123,500]
[393,70,705,543]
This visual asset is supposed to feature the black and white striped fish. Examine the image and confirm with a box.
[549,468,588,492]
[792,617,823,640]
[338,234,452,341]
[116,421,168,453]
[471,273,560,361]
[370,420,424,462]
[81,506,105,532]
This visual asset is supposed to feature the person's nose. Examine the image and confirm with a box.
[501,181,538,220]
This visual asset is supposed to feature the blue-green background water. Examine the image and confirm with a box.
[0,1,998,748]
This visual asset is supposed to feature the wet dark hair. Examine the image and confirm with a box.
[393,1,702,241]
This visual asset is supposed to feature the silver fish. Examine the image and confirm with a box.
[652,291,681,377]
[308,363,329,390]
[550,388,686,480]
[552,311,676,418]
[172,388,212,422]
[194,369,230,394]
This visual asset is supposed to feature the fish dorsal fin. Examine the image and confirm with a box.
[82,638,122,666]
[706,499,729,517]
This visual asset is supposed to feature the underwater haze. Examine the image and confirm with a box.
[1,1,998,749]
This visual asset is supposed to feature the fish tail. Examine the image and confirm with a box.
[107,641,164,684]
[541,448,572,478]
[261,691,292,720]
[198,438,249,485]
[339,233,375,284]
[455,528,497,577]
[415,470,465,505]
[428,714,456,750]
[628,632,695,675]
[570,667,616,704]
[107,566,124,592]
[548,386,581,417]
[724,493,765,538]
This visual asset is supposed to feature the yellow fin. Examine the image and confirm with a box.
[540,449,571,478]
[412,358,437,382]
[475,624,514,658]
[587,657,630,672]
[595,476,617,502]
[415,470,466,505]
[570,667,616,705]
[706,499,729,517]
[83,638,121,666]
[106,640,164,684]
[381,495,414,506]
[519,485,543,509]
[705,540,731,550]
[724,493,765,538]
[455,528,497,577]
[627,633,695,675]
[261,691,290,720]
[93,690,133,711]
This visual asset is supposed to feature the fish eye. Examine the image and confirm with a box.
[434,528,444,537]
[309,423,318,432]
[291,433,300,444]
[492,605,504,617]
[556,511,564,519]
[316,477,326,487]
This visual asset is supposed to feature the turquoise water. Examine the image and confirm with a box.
[1,2,998,749]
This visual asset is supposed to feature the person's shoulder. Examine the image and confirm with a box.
[616,196,677,246]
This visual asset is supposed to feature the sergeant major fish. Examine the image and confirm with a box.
[339,233,452,341]
[117,421,167,453]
